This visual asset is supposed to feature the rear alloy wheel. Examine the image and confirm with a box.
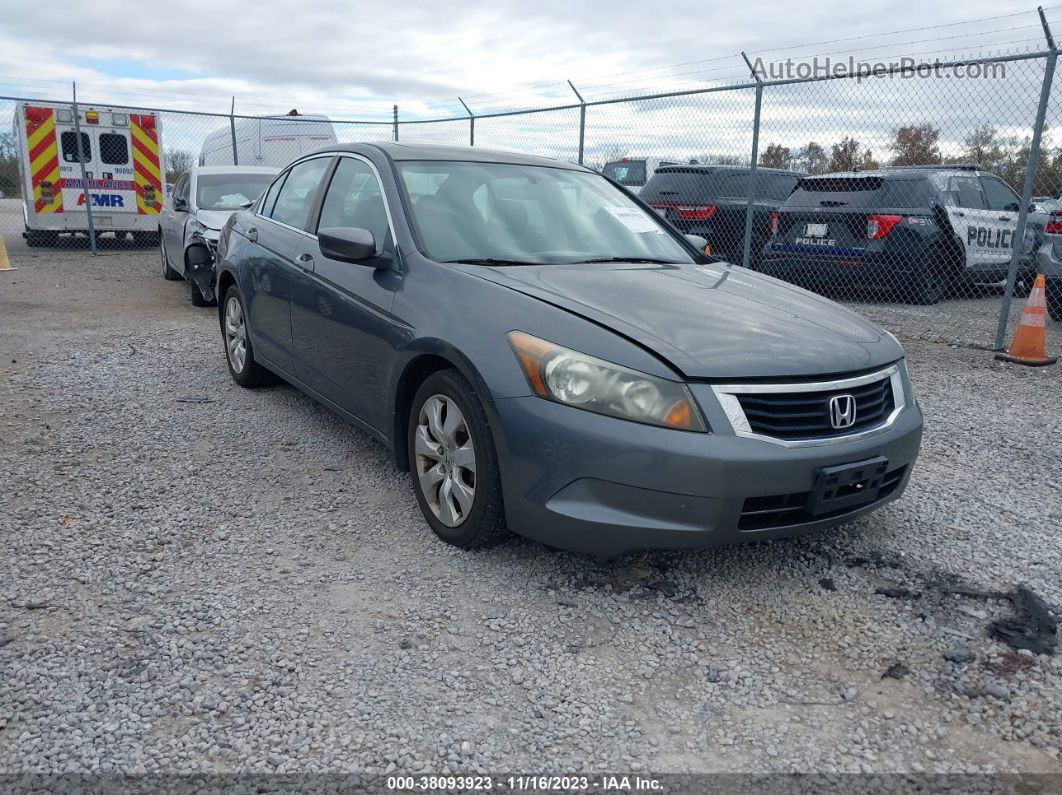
[221,286,275,388]
[160,236,180,280]
[408,371,508,549]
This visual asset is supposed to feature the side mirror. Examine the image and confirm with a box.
[685,234,708,251]
[173,197,188,212]
[319,227,377,264]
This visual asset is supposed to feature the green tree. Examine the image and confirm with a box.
[889,123,941,166]
[759,143,792,170]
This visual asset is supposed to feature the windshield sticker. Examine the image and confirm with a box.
[606,206,663,234]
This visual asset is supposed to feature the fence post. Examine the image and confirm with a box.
[393,105,399,142]
[995,8,1057,350]
[567,81,587,166]
[71,82,97,256]
[229,97,239,166]
[740,53,762,270]
[459,97,475,146]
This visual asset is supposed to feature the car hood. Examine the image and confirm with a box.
[195,208,239,230]
[476,261,904,379]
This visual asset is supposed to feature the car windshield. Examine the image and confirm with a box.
[196,173,275,210]
[398,161,696,265]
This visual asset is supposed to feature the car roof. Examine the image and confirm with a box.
[321,142,591,171]
[654,164,803,176]
[803,168,975,180]
[194,165,279,176]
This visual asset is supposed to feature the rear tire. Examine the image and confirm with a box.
[160,236,180,281]
[407,370,509,550]
[1047,278,1062,322]
[25,229,58,248]
[904,247,943,305]
[221,286,276,388]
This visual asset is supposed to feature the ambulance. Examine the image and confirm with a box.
[13,102,164,246]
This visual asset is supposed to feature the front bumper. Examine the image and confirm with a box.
[493,389,923,557]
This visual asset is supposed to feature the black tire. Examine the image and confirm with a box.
[160,235,180,281]
[904,247,942,305]
[25,229,58,248]
[221,285,276,388]
[407,370,509,549]
[1047,278,1062,322]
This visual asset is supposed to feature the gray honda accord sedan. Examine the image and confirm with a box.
[214,143,923,556]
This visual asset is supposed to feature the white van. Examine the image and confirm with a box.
[199,113,337,169]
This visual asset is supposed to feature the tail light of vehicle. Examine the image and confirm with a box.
[674,203,716,220]
[24,106,45,123]
[770,211,779,237]
[1045,211,1062,235]
[867,214,902,240]
[140,115,156,129]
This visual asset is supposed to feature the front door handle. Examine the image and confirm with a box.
[953,211,965,218]
[246,227,258,243]
[296,253,315,270]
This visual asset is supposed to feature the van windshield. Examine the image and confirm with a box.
[197,173,275,210]
[399,160,696,265]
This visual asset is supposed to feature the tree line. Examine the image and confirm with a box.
[758,123,1062,197]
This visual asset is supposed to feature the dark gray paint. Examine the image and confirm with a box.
[216,142,923,556]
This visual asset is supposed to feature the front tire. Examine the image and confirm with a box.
[407,370,508,549]
[221,286,276,388]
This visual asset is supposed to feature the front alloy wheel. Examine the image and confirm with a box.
[415,395,477,527]
[407,370,508,548]
[220,285,275,388]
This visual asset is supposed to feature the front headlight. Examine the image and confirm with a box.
[189,218,220,245]
[507,331,707,431]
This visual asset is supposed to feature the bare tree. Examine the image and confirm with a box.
[164,149,195,184]
[795,141,828,175]
[828,137,867,172]
[962,124,1004,171]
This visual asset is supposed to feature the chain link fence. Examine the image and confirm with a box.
[2,37,1061,351]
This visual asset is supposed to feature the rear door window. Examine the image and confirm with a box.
[269,157,331,231]
[99,133,129,165]
[602,160,647,188]
[61,131,91,163]
[952,177,986,209]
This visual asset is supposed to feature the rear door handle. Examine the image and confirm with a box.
[296,252,315,271]
[246,227,258,242]
[953,211,965,218]
[999,215,1012,221]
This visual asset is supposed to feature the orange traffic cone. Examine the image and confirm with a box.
[0,236,14,272]
[995,274,1057,366]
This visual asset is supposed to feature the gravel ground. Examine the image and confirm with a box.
[1,249,1060,778]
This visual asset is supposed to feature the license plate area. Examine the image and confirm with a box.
[806,456,888,516]
[805,223,828,237]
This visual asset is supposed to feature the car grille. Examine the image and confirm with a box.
[734,374,895,441]
[738,465,907,531]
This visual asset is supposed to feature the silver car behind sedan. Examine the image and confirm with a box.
[159,166,278,306]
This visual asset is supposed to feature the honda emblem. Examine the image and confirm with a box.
[829,394,857,429]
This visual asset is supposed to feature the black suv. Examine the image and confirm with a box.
[640,165,802,266]
[760,165,1045,304]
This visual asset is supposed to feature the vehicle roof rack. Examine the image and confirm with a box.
[880,163,981,171]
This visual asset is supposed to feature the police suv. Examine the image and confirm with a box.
[760,165,1045,304]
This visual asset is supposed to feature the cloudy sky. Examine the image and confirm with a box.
[0,0,1051,119]
[0,1,1056,168]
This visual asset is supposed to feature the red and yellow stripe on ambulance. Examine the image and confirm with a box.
[24,107,63,214]
[129,114,162,215]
